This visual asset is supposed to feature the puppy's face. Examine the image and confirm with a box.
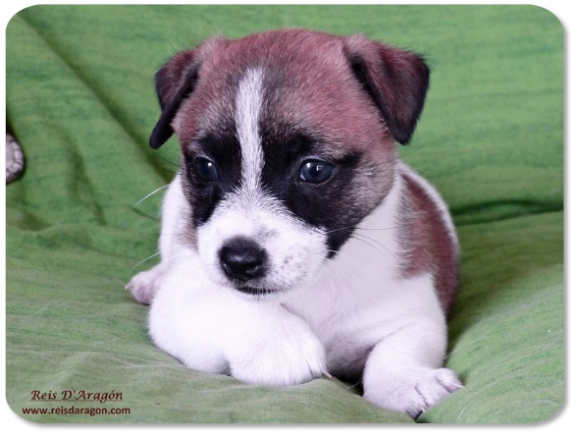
[150,30,429,295]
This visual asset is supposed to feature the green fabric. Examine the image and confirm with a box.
[6,5,563,423]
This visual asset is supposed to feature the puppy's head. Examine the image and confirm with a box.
[150,30,429,296]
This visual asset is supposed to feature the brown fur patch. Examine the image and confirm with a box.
[397,173,459,315]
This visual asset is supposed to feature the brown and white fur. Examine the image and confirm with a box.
[127,29,462,419]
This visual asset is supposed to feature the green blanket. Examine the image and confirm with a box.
[6,5,563,423]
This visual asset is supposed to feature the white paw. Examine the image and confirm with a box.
[126,264,165,305]
[364,367,463,419]
[228,317,326,387]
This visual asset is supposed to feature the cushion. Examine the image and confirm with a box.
[6,5,563,423]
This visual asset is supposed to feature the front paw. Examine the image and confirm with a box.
[364,367,463,419]
[228,319,326,387]
[126,264,165,305]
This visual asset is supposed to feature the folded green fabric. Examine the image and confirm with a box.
[6,211,564,423]
[6,5,563,423]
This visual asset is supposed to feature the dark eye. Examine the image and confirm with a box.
[299,160,334,184]
[194,158,218,182]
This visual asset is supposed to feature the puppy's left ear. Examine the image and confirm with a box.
[343,35,430,145]
[150,37,228,149]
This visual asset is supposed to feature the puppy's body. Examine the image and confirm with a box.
[128,29,461,418]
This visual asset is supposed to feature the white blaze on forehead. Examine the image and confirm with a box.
[235,68,265,190]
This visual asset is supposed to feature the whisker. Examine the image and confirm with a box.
[135,209,161,222]
[327,252,374,280]
[144,159,179,175]
[397,146,424,160]
[326,223,406,234]
[155,153,181,168]
[351,232,399,263]
[135,185,170,207]
[132,252,161,271]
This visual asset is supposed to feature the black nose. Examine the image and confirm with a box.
[219,237,267,282]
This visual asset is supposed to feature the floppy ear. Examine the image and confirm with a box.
[149,37,228,149]
[343,35,430,145]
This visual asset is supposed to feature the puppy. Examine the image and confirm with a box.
[128,29,462,419]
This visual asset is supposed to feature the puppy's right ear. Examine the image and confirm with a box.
[150,38,227,149]
[343,35,430,145]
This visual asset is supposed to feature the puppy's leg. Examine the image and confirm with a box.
[127,176,183,305]
[126,264,166,305]
[363,332,462,419]
[150,271,326,385]
[362,280,462,419]
[225,302,327,386]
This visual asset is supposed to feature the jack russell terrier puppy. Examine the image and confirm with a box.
[128,29,462,419]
